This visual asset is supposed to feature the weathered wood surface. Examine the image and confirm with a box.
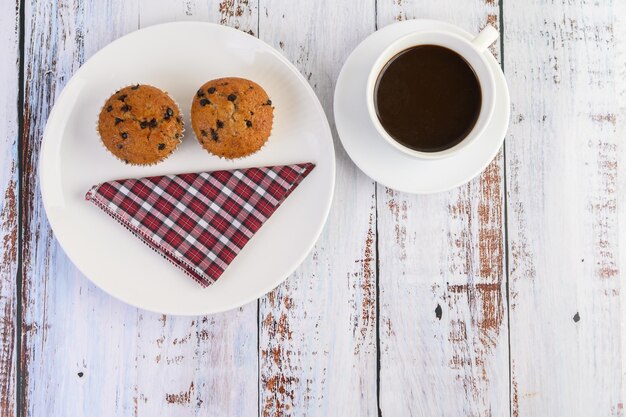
[3,0,624,416]
[376,2,508,416]
[505,0,625,416]
[0,1,19,417]
[21,1,257,416]
[619,7,626,407]
[257,1,378,416]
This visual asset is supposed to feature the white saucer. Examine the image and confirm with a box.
[334,20,510,194]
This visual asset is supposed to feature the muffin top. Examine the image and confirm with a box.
[98,84,183,165]
[191,77,274,159]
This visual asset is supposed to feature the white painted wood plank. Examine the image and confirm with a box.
[505,1,624,416]
[617,3,626,410]
[0,1,19,417]
[21,2,145,416]
[22,1,258,416]
[257,1,378,415]
[134,2,259,416]
[139,0,257,36]
[376,2,509,416]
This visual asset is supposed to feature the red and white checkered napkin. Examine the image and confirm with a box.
[85,163,315,287]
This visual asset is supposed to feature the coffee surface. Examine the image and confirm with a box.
[374,45,482,152]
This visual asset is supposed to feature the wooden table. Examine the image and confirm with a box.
[1,0,623,416]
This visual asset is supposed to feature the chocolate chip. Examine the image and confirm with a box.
[158,143,166,150]
[201,129,208,137]
[121,132,128,139]
[265,99,272,106]
[148,118,157,128]
[131,84,140,90]
[166,107,174,117]
[106,105,113,112]
[227,94,236,101]
[210,128,219,141]
[200,98,211,106]
[115,117,123,125]
[121,104,130,112]
[116,144,123,149]
[245,119,252,128]
[197,89,205,97]
[208,87,216,94]
[140,120,149,129]
[216,120,224,129]
[250,111,254,115]
[118,94,127,101]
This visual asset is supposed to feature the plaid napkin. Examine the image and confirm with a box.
[85,163,315,287]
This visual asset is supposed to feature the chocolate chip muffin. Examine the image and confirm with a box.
[191,77,274,159]
[98,84,183,165]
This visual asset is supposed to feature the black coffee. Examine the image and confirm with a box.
[374,45,482,153]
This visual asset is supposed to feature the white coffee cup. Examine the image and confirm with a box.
[366,25,499,159]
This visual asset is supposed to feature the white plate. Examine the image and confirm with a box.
[40,22,335,315]
[334,20,510,194]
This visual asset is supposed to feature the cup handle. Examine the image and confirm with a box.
[471,25,499,52]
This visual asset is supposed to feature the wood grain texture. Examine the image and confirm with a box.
[136,6,259,417]
[505,1,624,416]
[257,1,378,415]
[15,0,626,416]
[21,1,258,416]
[376,2,509,416]
[0,1,20,417]
[618,4,626,409]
